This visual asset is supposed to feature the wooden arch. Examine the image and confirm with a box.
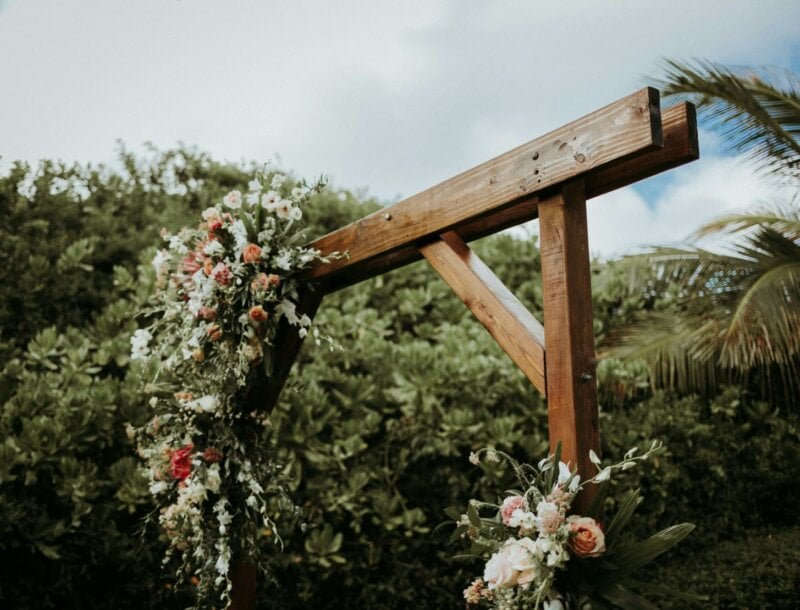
[233,88,699,608]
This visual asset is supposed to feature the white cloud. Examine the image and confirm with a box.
[587,153,797,259]
[0,0,798,240]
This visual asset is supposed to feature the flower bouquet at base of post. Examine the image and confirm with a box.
[129,169,340,608]
[446,441,698,609]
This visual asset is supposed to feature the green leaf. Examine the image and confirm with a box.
[443,506,461,521]
[467,503,481,527]
[605,489,642,542]
[597,583,659,609]
[585,479,609,521]
[605,523,695,581]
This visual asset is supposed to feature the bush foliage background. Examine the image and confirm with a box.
[0,150,797,608]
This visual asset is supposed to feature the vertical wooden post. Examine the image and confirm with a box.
[229,560,256,610]
[539,180,600,513]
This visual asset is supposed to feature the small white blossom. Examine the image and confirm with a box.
[468,452,480,465]
[595,467,612,482]
[247,179,262,193]
[223,190,242,209]
[203,240,225,257]
[270,173,286,189]
[130,329,152,360]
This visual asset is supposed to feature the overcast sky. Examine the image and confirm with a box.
[2,0,799,257]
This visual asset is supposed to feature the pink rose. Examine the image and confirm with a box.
[535,501,564,535]
[567,516,606,558]
[211,262,231,286]
[500,495,528,526]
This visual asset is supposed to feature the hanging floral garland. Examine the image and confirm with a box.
[130,170,337,607]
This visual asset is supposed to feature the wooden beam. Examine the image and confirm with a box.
[538,180,600,514]
[317,102,696,292]
[419,231,547,395]
[308,88,661,283]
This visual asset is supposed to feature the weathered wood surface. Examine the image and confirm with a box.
[314,102,696,292]
[538,180,600,513]
[308,88,662,284]
[419,231,547,395]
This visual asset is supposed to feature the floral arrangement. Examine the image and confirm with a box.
[448,442,695,609]
[130,170,337,607]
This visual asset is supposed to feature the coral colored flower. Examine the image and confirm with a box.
[206,323,222,342]
[267,273,281,287]
[211,262,232,286]
[249,305,268,323]
[242,243,262,264]
[203,447,224,463]
[192,347,205,362]
[250,273,269,293]
[567,516,606,557]
[196,306,217,321]
[208,218,223,232]
[180,250,205,276]
[174,391,194,402]
[500,495,528,526]
[170,444,194,481]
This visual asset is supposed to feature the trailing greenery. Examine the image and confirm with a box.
[1,151,798,609]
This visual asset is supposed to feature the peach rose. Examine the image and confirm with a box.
[197,306,217,321]
[206,323,222,342]
[250,273,269,293]
[249,305,268,323]
[242,243,262,264]
[267,273,281,287]
[567,516,606,558]
[192,347,205,362]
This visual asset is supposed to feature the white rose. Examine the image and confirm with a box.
[483,542,519,589]
[505,539,537,573]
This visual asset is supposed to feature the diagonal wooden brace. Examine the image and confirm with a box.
[419,231,547,396]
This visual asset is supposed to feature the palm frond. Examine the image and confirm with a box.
[653,59,800,178]
[693,200,800,241]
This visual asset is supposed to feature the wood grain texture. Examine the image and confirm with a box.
[308,88,661,283]
[419,231,547,395]
[538,180,600,515]
[318,102,696,293]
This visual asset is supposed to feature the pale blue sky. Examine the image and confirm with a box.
[1,0,798,256]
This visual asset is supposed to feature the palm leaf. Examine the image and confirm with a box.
[654,59,800,177]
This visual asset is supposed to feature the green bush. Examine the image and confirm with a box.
[1,150,797,609]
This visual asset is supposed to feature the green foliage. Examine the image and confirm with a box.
[1,149,797,609]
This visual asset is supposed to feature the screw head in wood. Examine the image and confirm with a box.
[383,213,392,221]
[580,372,593,383]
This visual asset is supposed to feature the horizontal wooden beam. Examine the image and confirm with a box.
[315,101,696,292]
[308,88,662,284]
[419,231,547,395]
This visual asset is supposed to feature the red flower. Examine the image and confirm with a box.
[170,444,194,481]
